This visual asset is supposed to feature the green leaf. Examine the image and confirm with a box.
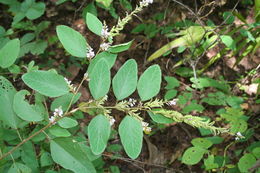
[220,35,236,50]
[177,92,192,105]
[204,155,219,170]
[201,92,227,106]
[21,141,39,172]
[88,115,111,155]
[0,76,22,129]
[112,59,137,100]
[238,153,256,172]
[131,24,146,34]
[0,39,20,68]
[86,13,103,36]
[120,0,132,10]
[51,93,81,111]
[49,126,71,137]
[175,67,193,77]
[164,76,179,89]
[89,59,111,99]
[252,147,260,158]
[230,119,248,133]
[137,65,161,101]
[108,40,133,53]
[191,138,213,149]
[22,70,69,97]
[182,100,205,114]
[205,136,224,145]
[119,116,143,159]
[78,143,101,161]
[56,25,87,58]
[50,137,96,173]
[25,1,45,20]
[191,77,230,93]
[8,163,32,173]
[148,111,175,124]
[13,90,44,122]
[164,89,177,100]
[40,151,53,167]
[82,2,97,19]
[223,12,235,24]
[182,147,207,165]
[96,0,113,8]
[87,51,117,75]
[148,26,210,62]
[58,117,78,129]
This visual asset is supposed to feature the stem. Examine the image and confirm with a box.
[222,141,235,168]
[0,123,53,160]
[0,77,86,161]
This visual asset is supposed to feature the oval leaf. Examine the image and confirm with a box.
[89,59,111,99]
[137,65,161,101]
[238,153,256,172]
[56,25,87,58]
[88,115,111,155]
[191,138,213,149]
[22,70,69,97]
[0,39,20,68]
[220,35,236,50]
[49,126,71,137]
[86,13,103,36]
[119,116,143,159]
[148,111,175,124]
[13,90,44,122]
[25,2,45,20]
[182,147,207,165]
[112,59,137,100]
[108,40,133,53]
[50,137,96,173]
[58,117,78,129]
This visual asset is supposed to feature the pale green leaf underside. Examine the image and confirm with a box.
[137,65,161,101]
[119,116,143,159]
[113,59,137,100]
[22,70,69,97]
[86,13,103,36]
[88,115,111,155]
[51,138,96,173]
[13,90,44,122]
[56,25,87,58]
[89,59,111,99]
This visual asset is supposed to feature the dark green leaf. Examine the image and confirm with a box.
[50,137,96,173]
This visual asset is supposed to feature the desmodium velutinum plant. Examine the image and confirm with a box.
[0,1,238,172]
